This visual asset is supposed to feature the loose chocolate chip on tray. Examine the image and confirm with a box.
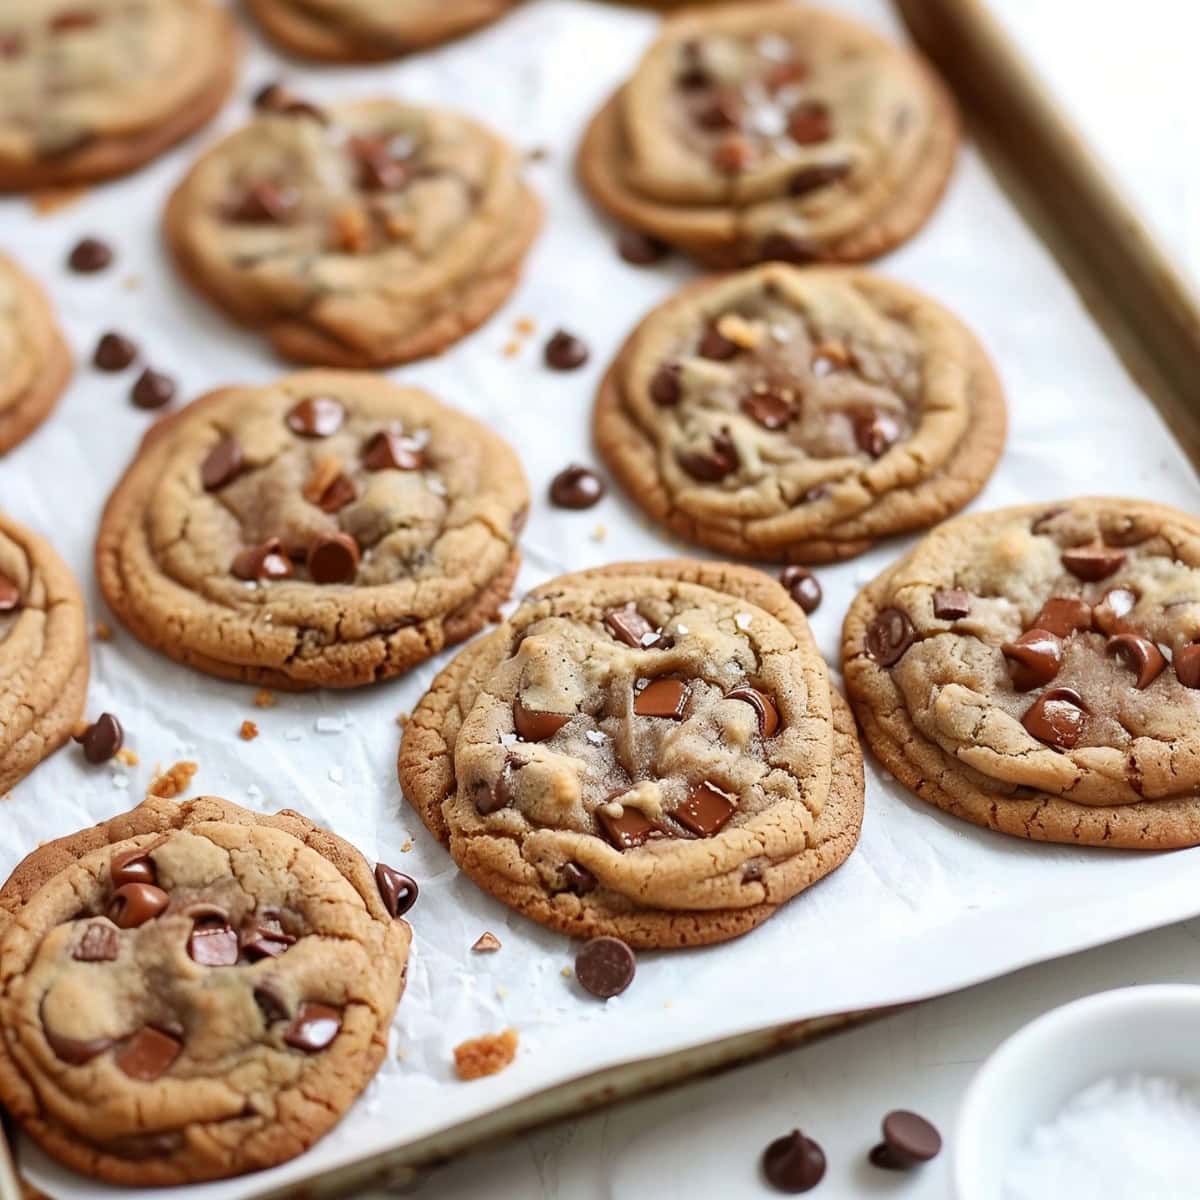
[67,237,113,273]
[544,329,589,370]
[131,368,175,410]
[780,566,821,615]
[869,1110,942,1170]
[201,436,244,491]
[472,931,502,952]
[74,712,123,763]
[375,863,418,917]
[762,1129,826,1193]
[93,331,138,371]
[307,532,360,584]
[0,572,21,612]
[575,935,636,999]
[284,1002,341,1052]
[617,229,669,265]
[549,464,606,509]
[932,588,970,620]
[1002,629,1063,692]
[866,608,915,667]
[287,395,344,437]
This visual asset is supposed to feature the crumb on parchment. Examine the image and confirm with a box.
[239,720,259,741]
[115,748,138,767]
[94,621,112,641]
[454,1029,518,1081]
[148,761,198,799]
[471,932,501,953]
[253,689,276,709]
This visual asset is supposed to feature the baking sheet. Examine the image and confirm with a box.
[4,1,1199,1196]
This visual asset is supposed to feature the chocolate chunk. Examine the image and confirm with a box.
[130,367,175,410]
[375,862,418,917]
[233,537,293,582]
[597,803,656,850]
[762,1129,826,1193]
[51,11,99,32]
[869,1110,942,1170]
[317,474,358,513]
[1093,588,1136,635]
[514,697,571,741]
[740,383,794,430]
[349,135,412,192]
[93,331,138,371]
[760,233,820,264]
[67,237,112,273]
[0,572,19,612]
[787,101,831,144]
[544,329,590,371]
[932,588,970,620]
[241,915,296,961]
[108,882,168,929]
[574,936,636,999]
[253,82,325,122]
[765,59,809,90]
[1061,544,1125,581]
[634,678,689,719]
[201,436,244,491]
[1034,596,1092,637]
[617,229,668,265]
[788,162,850,196]
[650,363,683,406]
[45,1028,113,1066]
[801,483,830,503]
[1106,634,1167,690]
[116,1027,182,1081]
[673,781,736,837]
[852,408,901,457]
[780,566,822,615]
[677,430,739,482]
[1002,629,1063,692]
[696,87,744,131]
[1022,687,1087,749]
[604,604,660,648]
[253,982,289,1024]
[110,846,155,887]
[725,686,780,736]
[73,923,119,962]
[1176,644,1200,689]
[284,1002,341,1052]
[75,712,123,763]
[865,608,915,667]
[362,429,426,471]
[230,181,298,223]
[188,915,239,966]
[474,761,515,815]
[549,464,606,509]
[698,323,739,361]
[562,862,597,895]
[307,532,360,584]
[287,395,344,437]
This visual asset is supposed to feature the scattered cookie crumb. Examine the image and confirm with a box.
[239,720,259,741]
[560,966,573,978]
[514,316,535,336]
[253,689,276,708]
[148,760,198,799]
[400,838,413,853]
[524,146,549,163]
[590,523,607,543]
[122,274,142,291]
[503,339,521,358]
[115,748,138,767]
[395,711,410,728]
[472,931,502,953]
[453,1029,518,1081]
[93,620,112,641]
[30,185,88,215]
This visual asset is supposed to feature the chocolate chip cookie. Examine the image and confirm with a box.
[843,499,1200,849]
[96,371,528,689]
[0,793,412,1186]
[0,254,71,454]
[247,0,518,62]
[578,2,958,267]
[399,560,864,948]
[0,0,238,191]
[165,95,541,367]
[0,514,87,793]
[595,264,1005,563]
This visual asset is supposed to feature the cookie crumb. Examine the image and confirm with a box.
[503,339,521,358]
[148,760,198,799]
[514,316,536,336]
[253,689,276,709]
[472,931,502,953]
[590,523,607,543]
[453,1029,518,1081]
[560,966,573,978]
[93,620,112,641]
[395,711,410,728]
[121,274,143,291]
[30,185,89,215]
[400,839,413,853]
[239,720,259,741]
[115,748,138,767]
[70,719,89,738]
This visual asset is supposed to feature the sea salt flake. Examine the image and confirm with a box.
[500,732,518,747]
[735,612,753,630]
[585,730,607,746]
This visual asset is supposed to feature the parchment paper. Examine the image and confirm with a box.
[4,1,1198,1196]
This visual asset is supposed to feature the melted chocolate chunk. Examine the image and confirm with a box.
[760,232,821,264]
[1093,588,1136,635]
[201,436,244,491]
[45,1028,114,1066]
[549,465,606,510]
[229,181,298,223]
[514,697,571,741]
[115,1027,181,1081]
[787,101,832,144]
[617,229,669,265]
[1002,629,1063,692]
[253,982,289,1024]
[1061,544,1125,581]
[375,862,418,917]
[852,408,901,457]
[0,572,19,612]
[788,161,851,195]
[574,936,636,999]
[562,862,597,895]
[869,1110,942,1170]
[73,923,119,962]
[932,588,970,620]
[188,915,239,966]
[475,759,516,815]
[232,538,293,582]
[1034,596,1092,637]
[677,430,739,482]
[1106,634,1166,690]
[604,604,661,648]
[865,608,915,667]
[597,803,655,851]
[725,686,780,736]
[634,678,689,719]
[1176,644,1200,689]
[698,323,739,361]
[1022,687,1087,750]
[110,847,155,887]
[740,382,795,430]
[673,781,736,837]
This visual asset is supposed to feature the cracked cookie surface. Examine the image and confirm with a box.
[399,560,863,948]
[96,370,528,689]
[0,513,87,793]
[578,1,958,267]
[165,95,541,368]
[247,0,518,62]
[843,498,1200,848]
[0,794,411,1186]
[595,265,1005,563]
[0,254,71,454]
[0,0,238,190]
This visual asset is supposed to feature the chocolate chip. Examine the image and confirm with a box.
[241,916,296,961]
[107,882,168,929]
[318,474,358,513]
[116,1027,181,1081]
[575,936,636,999]
[375,862,418,917]
[544,329,590,371]
[73,923,119,962]
[287,395,344,438]
[349,135,412,192]
[230,181,298,223]
[597,803,656,851]
[677,430,739,482]
[1002,629,1063,692]
[130,368,175,410]
[787,101,832,144]
[712,135,755,174]
[617,229,669,265]
[562,862,597,895]
[51,10,99,32]
[650,362,683,406]
[0,572,19,612]
[852,408,901,457]
[110,846,155,887]
[1061,544,1125,581]
[634,677,689,719]
[74,712,123,763]
[93,331,137,371]
[760,232,820,264]
[307,532,359,584]
[740,383,794,430]
[284,1002,341,1052]
[604,604,663,649]
[1034,596,1092,637]
[1022,687,1087,749]
[764,59,809,90]
[673,781,736,837]
[725,686,780,736]
[1093,588,1136,635]
[932,588,970,620]
[698,324,739,360]
[549,464,606,509]
[67,237,112,273]
[232,537,293,582]
[788,162,851,195]
[253,982,289,1024]
[762,1129,826,1193]
[780,566,821,615]
[696,88,744,131]
[514,697,571,741]
[866,608,915,666]
[253,81,325,122]
[1176,645,1200,689]
[869,1110,942,1170]
[1106,634,1167,690]
[188,916,239,966]
[201,437,244,491]
[362,428,426,471]
[45,1029,114,1066]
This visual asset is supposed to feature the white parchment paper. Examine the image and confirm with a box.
[4,1,1199,1196]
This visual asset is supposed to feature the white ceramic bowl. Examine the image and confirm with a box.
[954,984,1200,1200]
